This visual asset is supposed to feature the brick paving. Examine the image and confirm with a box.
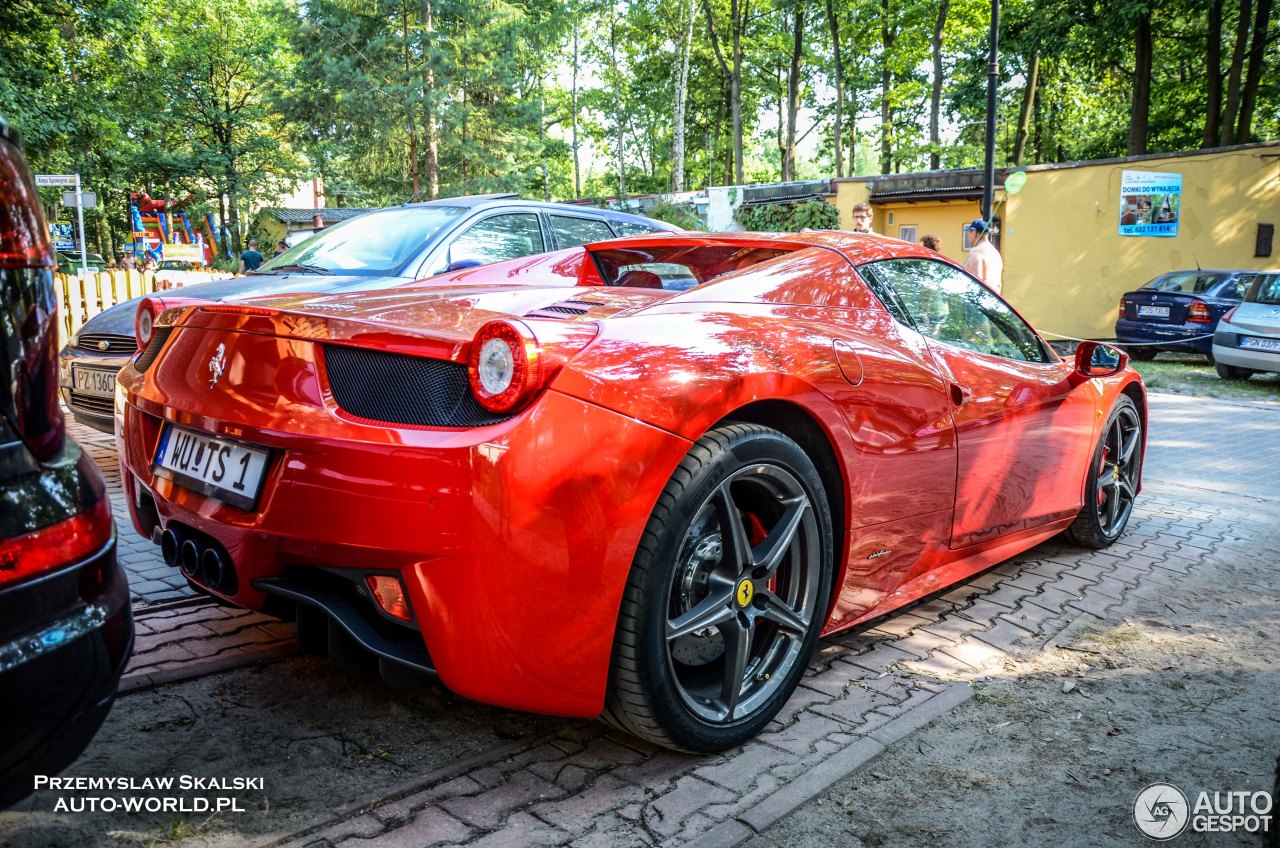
[66,390,1280,847]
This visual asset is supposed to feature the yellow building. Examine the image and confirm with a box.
[832,142,1280,339]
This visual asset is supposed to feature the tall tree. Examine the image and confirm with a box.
[929,0,950,169]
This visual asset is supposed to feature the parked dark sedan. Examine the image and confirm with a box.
[59,196,679,432]
[0,117,133,809]
[1115,270,1256,361]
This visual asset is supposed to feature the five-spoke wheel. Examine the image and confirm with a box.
[1067,396,1143,548]
[605,424,833,752]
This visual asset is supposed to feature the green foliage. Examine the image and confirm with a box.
[734,199,839,232]
[643,200,702,230]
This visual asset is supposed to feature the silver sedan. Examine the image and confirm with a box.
[1211,272,1280,379]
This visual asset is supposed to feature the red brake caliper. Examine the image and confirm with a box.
[1098,445,1111,507]
[743,512,775,592]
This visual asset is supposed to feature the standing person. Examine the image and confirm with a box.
[921,234,942,252]
[275,240,288,256]
[963,219,1003,295]
[850,202,877,235]
[119,253,137,272]
[239,239,264,273]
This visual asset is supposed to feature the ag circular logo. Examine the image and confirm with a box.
[1134,783,1190,840]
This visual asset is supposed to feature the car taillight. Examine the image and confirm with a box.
[467,319,543,413]
[1118,296,1127,320]
[135,296,198,350]
[1222,305,1240,323]
[1188,300,1212,323]
[0,498,112,588]
[0,138,53,269]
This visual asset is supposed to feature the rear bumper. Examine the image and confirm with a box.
[1114,319,1215,353]
[118,388,690,718]
[0,539,133,809]
[1211,341,1280,373]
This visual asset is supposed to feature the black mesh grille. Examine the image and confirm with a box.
[69,392,114,415]
[538,305,590,315]
[77,332,135,353]
[323,345,510,428]
[134,326,173,373]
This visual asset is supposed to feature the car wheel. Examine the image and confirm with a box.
[1067,396,1142,549]
[604,423,834,752]
[1215,362,1253,380]
[1127,347,1157,361]
[1204,349,1215,366]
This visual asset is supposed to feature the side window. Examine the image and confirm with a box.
[448,214,544,268]
[1229,275,1255,299]
[861,259,1051,363]
[612,220,662,237]
[549,215,615,249]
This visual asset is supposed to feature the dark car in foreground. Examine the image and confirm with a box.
[1115,270,1255,361]
[59,196,679,432]
[0,118,133,809]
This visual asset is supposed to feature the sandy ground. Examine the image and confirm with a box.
[747,490,1280,848]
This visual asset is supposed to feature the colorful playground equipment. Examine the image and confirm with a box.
[127,193,219,264]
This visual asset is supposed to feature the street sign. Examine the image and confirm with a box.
[35,174,78,187]
[62,190,97,208]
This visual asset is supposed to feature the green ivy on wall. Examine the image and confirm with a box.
[733,199,840,232]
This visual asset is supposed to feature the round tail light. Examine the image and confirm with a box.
[467,320,543,413]
[135,297,163,350]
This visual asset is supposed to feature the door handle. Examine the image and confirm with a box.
[950,383,972,406]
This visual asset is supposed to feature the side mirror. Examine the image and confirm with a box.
[1072,341,1128,383]
[445,257,485,273]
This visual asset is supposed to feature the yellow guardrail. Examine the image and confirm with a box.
[53,270,237,346]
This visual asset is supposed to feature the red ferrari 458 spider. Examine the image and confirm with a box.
[117,232,1145,752]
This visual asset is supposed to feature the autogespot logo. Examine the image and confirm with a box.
[1134,783,1190,840]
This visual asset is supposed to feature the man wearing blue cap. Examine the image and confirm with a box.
[963,218,1003,295]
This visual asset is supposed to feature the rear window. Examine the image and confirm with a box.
[1250,274,1280,304]
[591,244,792,291]
[612,220,664,237]
[1142,273,1223,294]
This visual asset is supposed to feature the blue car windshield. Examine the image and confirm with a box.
[259,206,466,275]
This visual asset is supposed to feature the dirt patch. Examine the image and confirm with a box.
[0,657,583,847]
[746,522,1280,847]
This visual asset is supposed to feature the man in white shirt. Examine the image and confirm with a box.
[963,218,1003,295]
[851,202,877,235]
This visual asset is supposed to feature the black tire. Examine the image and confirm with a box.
[603,423,834,752]
[1204,349,1216,366]
[1067,396,1142,549]
[1127,347,1157,361]
[1215,362,1253,381]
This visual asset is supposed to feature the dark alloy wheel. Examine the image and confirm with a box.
[604,423,833,752]
[1067,396,1142,549]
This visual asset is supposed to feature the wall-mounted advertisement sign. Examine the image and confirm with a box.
[1119,170,1181,237]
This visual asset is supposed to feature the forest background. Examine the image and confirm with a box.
[1,0,1274,260]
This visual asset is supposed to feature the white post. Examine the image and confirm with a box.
[75,174,88,276]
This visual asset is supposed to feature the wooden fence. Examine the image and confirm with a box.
[53,270,236,346]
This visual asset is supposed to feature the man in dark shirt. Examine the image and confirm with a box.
[239,239,264,273]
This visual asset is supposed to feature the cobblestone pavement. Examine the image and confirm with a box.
[68,390,1279,847]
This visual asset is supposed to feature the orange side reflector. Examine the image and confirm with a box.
[366,575,413,621]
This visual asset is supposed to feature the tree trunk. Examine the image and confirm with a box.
[929,0,949,170]
[422,2,439,199]
[1013,50,1039,165]
[672,0,694,191]
[880,0,894,174]
[1127,10,1152,155]
[825,0,845,178]
[402,2,420,196]
[1221,0,1253,145]
[731,0,746,184]
[783,8,804,182]
[1236,0,1272,142]
[1204,0,1223,146]
[611,7,627,196]
[572,29,581,198]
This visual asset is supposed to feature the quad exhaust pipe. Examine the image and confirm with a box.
[156,525,238,594]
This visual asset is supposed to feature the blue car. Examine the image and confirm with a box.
[1114,270,1256,361]
[59,196,680,432]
